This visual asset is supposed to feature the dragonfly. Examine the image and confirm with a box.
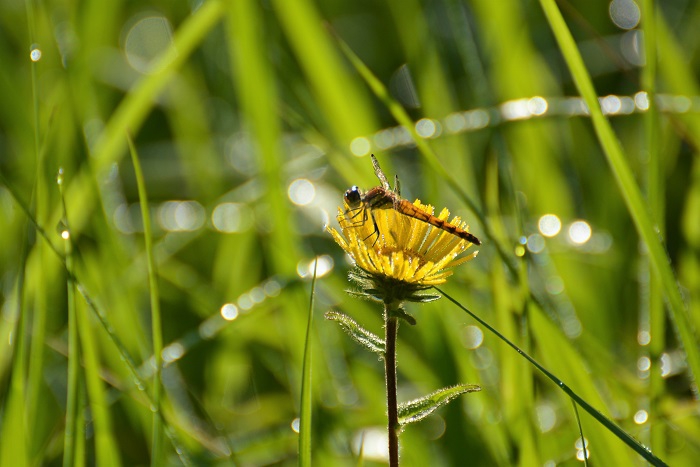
[344,154,481,246]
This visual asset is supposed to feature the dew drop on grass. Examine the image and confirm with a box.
[30,47,42,62]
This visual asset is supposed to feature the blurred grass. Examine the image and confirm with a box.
[1,0,699,466]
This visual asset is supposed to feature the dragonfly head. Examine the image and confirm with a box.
[344,186,363,209]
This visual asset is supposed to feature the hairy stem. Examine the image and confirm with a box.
[384,303,399,466]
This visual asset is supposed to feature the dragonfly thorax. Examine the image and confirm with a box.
[344,186,363,208]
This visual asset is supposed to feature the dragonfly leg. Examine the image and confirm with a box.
[344,206,379,244]
[344,206,367,226]
[363,209,381,246]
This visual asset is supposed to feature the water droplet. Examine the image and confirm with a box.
[30,47,42,62]
[56,168,64,185]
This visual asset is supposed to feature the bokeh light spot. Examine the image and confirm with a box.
[637,330,651,346]
[633,410,648,424]
[461,325,484,350]
[536,403,557,433]
[527,233,545,253]
[609,0,641,30]
[159,201,205,232]
[637,356,651,372]
[352,428,389,462]
[220,303,239,321]
[297,255,334,279]
[538,214,562,237]
[124,15,174,74]
[162,343,185,363]
[288,179,316,206]
[528,96,548,115]
[416,118,440,138]
[634,91,649,110]
[568,221,592,245]
[350,137,371,156]
[212,202,253,233]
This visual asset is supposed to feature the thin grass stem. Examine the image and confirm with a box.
[640,0,667,458]
[571,400,589,467]
[59,172,80,467]
[127,136,164,463]
[437,287,668,467]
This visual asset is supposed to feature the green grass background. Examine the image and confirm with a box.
[1,0,699,465]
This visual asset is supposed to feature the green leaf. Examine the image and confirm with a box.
[398,383,481,426]
[325,311,385,354]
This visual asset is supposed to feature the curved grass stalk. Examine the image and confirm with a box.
[437,287,668,467]
[538,0,700,393]
[127,136,164,464]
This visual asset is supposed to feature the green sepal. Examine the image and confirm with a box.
[404,293,441,303]
[325,310,385,354]
[389,306,416,326]
[398,383,481,426]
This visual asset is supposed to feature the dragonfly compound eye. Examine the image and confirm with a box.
[344,186,362,208]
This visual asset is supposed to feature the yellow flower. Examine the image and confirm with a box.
[328,199,478,301]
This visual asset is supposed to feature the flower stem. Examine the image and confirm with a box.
[384,303,399,466]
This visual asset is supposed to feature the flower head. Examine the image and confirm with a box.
[328,198,478,304]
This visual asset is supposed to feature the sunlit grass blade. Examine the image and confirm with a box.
[73,282,194,466]
[270,0,376,144]
[89,0,226,170]
[538,0,700,392]
[58,170,81,467]
[127,135,164,464]
[5,169,192,465]
[437,287,669,467]
[299,262,317,467]
[640,0,667,458]
[226,0,297,275]
[60,170,122,467]
[0,219,31,467]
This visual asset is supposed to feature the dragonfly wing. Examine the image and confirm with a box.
[371,154,391,190]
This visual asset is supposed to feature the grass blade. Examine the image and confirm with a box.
[437,287,668,467]
[640,0,668,458]
[0,213,31,467]
[299,262,318,467]
[538,0,700,391]
[58,171,81,467]
[127,135,164,464]
[572,400,589,467]
[89,0,226,170]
